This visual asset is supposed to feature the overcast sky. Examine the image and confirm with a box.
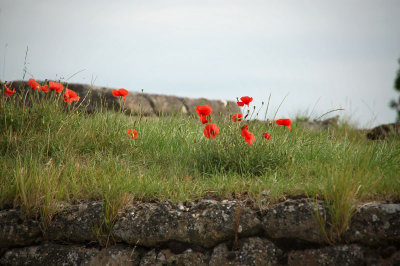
[1,0,399,128]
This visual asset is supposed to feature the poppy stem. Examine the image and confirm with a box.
[272,93,289,122]
[264,93,271,122]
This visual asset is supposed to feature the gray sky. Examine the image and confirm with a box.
[1,0,400,128]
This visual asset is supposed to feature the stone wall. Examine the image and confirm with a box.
[1,199,399,265]
[9,81,239,117]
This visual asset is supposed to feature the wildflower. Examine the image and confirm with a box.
[196,105,213,124]
[237,101,245,107]
[4,84,15,97]
[232,113,243,122]
[49,81,64,93]
[203,123,219,139]
[127,129,139,139]
[241,124,255,145]
[112,88,129,101]
[63,89,80,104]
[276,118,292,130]
[41,85,49,93]
[237,96,253,107]
[263,132,271,140]
[28,78,41,91]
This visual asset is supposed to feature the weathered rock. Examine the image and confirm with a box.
[8,80,239,117]
[366,122,400,140]
[380,250,400,266]
[0,243,99,266]
[0,209,42,248]
[299,116,339,131]
[113,200,262,248]
[262,199,327,244]
[145,94,187,115]
[182,97,233,117]
[89,244,144,266]
[139,248,209,266]
[46,201,103,243]
[344,202,400,246]
[287,244,366,266]
[209,237,282,266]
[125,92,154,116]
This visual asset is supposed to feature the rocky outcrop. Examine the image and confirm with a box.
[209,237,282,266]
[1,199,400,265]
[262,199,327,244]
[8,80,239,117]
[344,202,400,246]
[298,116,339,131]
[112,200,262,248]
[0,209,42,248]
[45,201,103,243]
[366,122,400,140]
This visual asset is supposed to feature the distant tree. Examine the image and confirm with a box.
[390,58,400,122]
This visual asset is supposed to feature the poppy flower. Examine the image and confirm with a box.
[63,89,80,104]
[126,129,139,139]
[28,78,41,91]
[232,113,243,122]
[112,88,129,101]
[241,124,255,145]
[195,105,213,124]
[4,84,15,97]
[49,81,64,93]
[203,123,219,139]
[41,85,49,93]
[237,101,245,107]
[263,132,271,140]
[237,96,253,107]
[276,118,292,130]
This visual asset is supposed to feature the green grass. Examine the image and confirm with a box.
[1,82,400,241]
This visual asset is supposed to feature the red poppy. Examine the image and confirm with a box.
[112,88,129,101]
[203,123,219,139]
[4,84,15,97]
[63,89,80,104]
[276,118,292,130]
[41,85,49,93]
[263,132,271,140]
[237,96,253,107]
[49,81,64,93]
[28,78,41,91]
[195,105,213,124]
[237,101,245,107]
[232,113,243,122]
[126,129,139,139]
[241,124,255,145]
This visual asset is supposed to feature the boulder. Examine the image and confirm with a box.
[113,200,262,248]
[145,94,187,115]
[209,237,282,266]
[139,248,209,266]
[46,201,103,243]
[1,243,99,266]
[0,209,42,248]
[89,244,144,266]
[344,202,400,246]
[287,244,367,266]
[366,122,400,140]
[262,199,327,244]
[299,115,339,131]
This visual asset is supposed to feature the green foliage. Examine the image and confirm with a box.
[390,58,400,122]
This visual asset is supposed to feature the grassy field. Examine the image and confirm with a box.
[1,82,400,238]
